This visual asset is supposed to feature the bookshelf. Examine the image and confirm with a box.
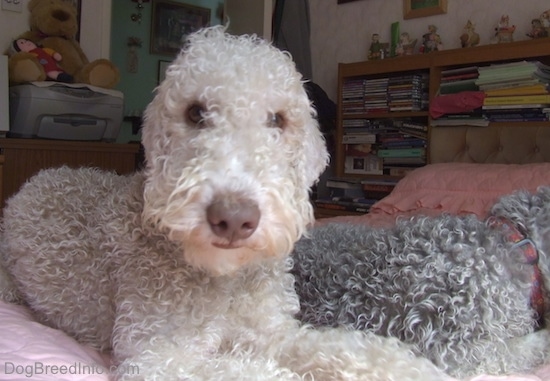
[325,38,550,216]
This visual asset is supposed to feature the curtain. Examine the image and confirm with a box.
[272,0,312,80]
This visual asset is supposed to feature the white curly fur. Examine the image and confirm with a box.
[0,27,452,380]
[292,186,550,378]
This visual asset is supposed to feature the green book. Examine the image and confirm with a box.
[377,148,426,158]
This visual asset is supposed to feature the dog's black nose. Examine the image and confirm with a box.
[207,198,260,242]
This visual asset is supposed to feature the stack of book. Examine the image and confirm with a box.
[361,178,399,200]
[364,77,390,113]
[439,66,479,95]
[479,60,550,122]
[344,151,383,175]
[342,118,427,176]
[432,66,487,127]
[314,177,377,214]
[376,120,426,169]
[387,73,429,112]
[377,146,426,168]
[342,119,381,176]
[342,119,377,145]
[342,79,366,115]
[342,73,429,116]
[398,120,428,139]
[430,111,489,127]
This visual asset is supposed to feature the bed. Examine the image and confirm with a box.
[2,123,550,380]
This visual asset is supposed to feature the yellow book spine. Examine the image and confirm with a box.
[483,94,550,105]
[484,85,548,97]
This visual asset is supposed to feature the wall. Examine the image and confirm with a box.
[0,0,111,61]
[0,5,28,52]
[309,0,550,100]
[110,0,222,142]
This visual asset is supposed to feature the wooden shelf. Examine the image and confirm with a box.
[0,138,140,210]
[329,38,550,216]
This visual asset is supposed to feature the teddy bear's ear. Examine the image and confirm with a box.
[27,0,41,12]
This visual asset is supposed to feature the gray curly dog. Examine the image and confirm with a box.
[292,186,550,378]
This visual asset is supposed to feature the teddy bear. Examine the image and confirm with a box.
[6,0,119,89]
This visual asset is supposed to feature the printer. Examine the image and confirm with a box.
[9,82,124,142]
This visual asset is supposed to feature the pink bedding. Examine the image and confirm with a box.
[0,300,111,380]
[323,162,550,227]
[2,162,550,380]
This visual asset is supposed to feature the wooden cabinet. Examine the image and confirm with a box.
[0,138,140,209]
[335,38,550,179]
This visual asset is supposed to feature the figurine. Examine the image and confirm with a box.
[460,20,480,48]
[527,18,549,39]
[420,25,443,53]
[493,15,516,43]
[368,33,389,60]
[395,32,417,56]
[540,9,550,30]
[10,38,73,83]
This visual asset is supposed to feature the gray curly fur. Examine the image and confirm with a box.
[292,186,550,377]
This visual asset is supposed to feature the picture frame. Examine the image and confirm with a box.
[403,0,447,19]
[150,0,211,56]
[157,60,171,84]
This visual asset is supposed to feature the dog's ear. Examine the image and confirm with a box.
[301,113,329,188]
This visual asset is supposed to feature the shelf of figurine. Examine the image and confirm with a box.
[419,25,443,53]
[460,20,480,48]
[368,33,390,60]
[395,32,417,56]
[527,9,550,39]
[492,14,516,43]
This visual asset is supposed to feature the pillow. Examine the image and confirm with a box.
[0,300,110,380]
[371,162,550,217]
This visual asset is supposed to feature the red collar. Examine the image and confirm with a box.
[488,216,545,330]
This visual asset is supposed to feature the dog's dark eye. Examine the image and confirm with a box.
[186,104,205,125]
[267,112,285,129]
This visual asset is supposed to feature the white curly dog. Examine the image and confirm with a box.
[0,27,451,380]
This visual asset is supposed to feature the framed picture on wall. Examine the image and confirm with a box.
[403,0,447,19]
[150,0,211,56]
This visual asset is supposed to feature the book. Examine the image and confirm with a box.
[439,79,479,94]
[431,117,489,127]
[345,143,376,157]
[314,198,372,214]
[385,166,420,176]
[482,103,549,110]
[483,84,549,97]
[325,177,365,199]
[361,180,397,200]
[483,94,550,105]
[441,66,479,76]
[325,177,362,189]
[377,147,426,158]
[330,196,378,205]
[344,154,383,175]
[382,157,426,165]
[477,78,545,91]
[440,72,479,82]
[486,114,548,122]
[342,133,377,144]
